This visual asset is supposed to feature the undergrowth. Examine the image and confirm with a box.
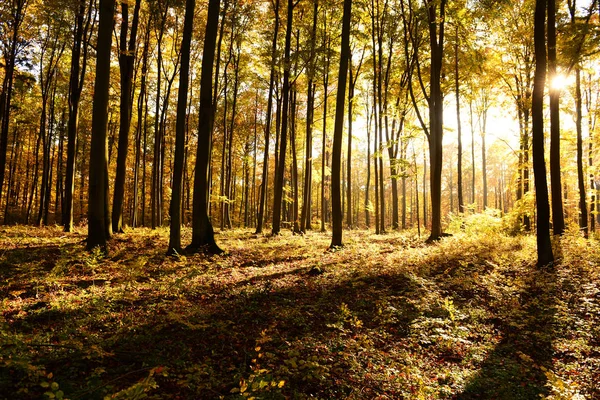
[0,224,598,399]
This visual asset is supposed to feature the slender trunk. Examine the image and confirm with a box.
[575,68,588,236]
[132,26,150,227]
[188,0,223,254]
[548,0,564,235]
[455,29,463,213]
[256,0,280,234]
[331,0,351,247]
[0,0,26,210]
[532,0,554,266]
[272,0,293,235]
[112,0,141,233]
[88,0,115,250]
[168,0,195,254]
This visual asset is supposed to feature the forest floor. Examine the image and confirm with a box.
[1,217,599,399]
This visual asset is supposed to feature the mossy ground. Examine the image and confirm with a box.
[1,221,599,399]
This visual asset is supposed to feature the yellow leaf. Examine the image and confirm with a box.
[278,380,285,388]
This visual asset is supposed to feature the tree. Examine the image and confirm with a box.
[301,0,317,233]
[87,0,115,250]
[405,0,447,241]
[271,0,293,236]
[112,0,141,233]
[187,0,223,254]
[0,0,29,214]
[548,0,564,235]
[63,0,93,232]
[256,0,280,234]
[168,0,195,254]
[331,0,352,247]
[532,0,553,266]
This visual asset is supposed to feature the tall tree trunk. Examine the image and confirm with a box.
[132,25,150,228]
[301,0,318,233]
[64,0,92,232]
[168,0,195,254]
[331,0,352,247]
[470,99,475,206]
[532,0,554,266]
[272,0,293,235]
[365,98,371,227]
[188,0,223,254]
[455,28,463,213]
[88,0,115,250]
[291,88,300,233]
[548,0,564,235]
[481,109,488,209]
[0,0,27,212]
[426,0,446,242]
[112,0,141,233]
[256,0,280,234]
[575,68,588,237]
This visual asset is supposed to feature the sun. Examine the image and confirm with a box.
[550,73,574,91]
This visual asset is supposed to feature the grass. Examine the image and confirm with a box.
[0,221,599,399]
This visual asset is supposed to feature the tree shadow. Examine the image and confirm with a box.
[456,267,558,399]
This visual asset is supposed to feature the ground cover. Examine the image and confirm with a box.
[1,220,599,399]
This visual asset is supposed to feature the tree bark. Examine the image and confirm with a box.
[187,0,223,254]
[112,0,141,233]
[87,0,115,251]
[548,0,564,235]
[532,0,554,266]
[331,0,352,247]
[271,0,293,235]
[256,0,279,234]
[168,0,195,254]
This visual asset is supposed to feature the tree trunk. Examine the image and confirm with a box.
[575,68,588,237]
[131,25,150,228]
[272,0,293,235]
[455,29,463,213]
[188,0,223,254]
[168,0,195,254]
[256,0,280,234]
[0,0,26,212]
[112,0,141,233]
[532,0,554,266]
[331,0,352,247]
[87,0,115,251]
[548,0,564,235]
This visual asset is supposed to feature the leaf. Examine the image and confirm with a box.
[41,382,50,388]
[278,380,285,388]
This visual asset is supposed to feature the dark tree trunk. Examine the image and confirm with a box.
[0,0,27,212]
[187,0,222,254]
[301,0,317,233]
[331,0,352,247]
[291,88,300,233]
[131,25,150,228]
[365,98,371,227]
[575,68,588,237]
[455,28,463,213]
[168,0,195,254]
[112,0,141,233]
[65,2,93,228]
[87,0,115,251]
[532,0,554,266]
[548,0,564,235]
[256,0,279,234]
[271,0,293,235]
